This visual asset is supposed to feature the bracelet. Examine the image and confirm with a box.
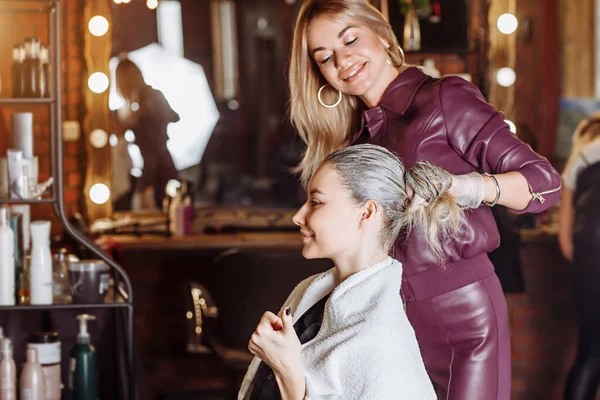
[482,172,501,207]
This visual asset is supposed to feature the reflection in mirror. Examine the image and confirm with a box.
[108,0,219,212]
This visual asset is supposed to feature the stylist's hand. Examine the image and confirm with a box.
[248,308,303,375]
[448,172,484,209]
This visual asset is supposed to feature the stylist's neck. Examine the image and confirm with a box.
[333,243,389,283]
[359,65,403,108]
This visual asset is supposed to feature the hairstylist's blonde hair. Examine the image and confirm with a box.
[290,0,404,186]
[325,144,463,263]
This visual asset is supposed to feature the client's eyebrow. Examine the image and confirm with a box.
[310,189,326,196]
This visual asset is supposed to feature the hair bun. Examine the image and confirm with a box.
[405,161,452,205]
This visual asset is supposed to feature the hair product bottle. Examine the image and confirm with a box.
[0,338,16,400]
[11,45,24,98]
[22,37,41,98]
[0,208,15,306]
[52,249,71,304]
[27,333,61,400]
[29,221,52,305]
[69,314,98,400]
[39,45,49,99]
[20,348,45,400]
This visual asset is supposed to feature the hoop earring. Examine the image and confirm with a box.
[385,45,405,67]
[397,45,405,65]
[317,84,342,108]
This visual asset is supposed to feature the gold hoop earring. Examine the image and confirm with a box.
[317,84,342,108]
[397,45,405,64]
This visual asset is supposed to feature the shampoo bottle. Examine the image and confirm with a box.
[29,221,52,305]
[19,348,45,400]
[69,314,98,400]
[0,338,16,400]
[0,207,15,306]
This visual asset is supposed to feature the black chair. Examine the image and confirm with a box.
[197,247,332,399]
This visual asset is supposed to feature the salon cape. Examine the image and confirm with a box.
[238,257,436,400]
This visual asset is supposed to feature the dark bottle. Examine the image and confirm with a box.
[11,44,24,98]
[40,44,50,98]
[22,37,42,98]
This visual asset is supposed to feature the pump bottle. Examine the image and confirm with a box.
[69,314,98,400]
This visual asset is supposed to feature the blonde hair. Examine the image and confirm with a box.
[290,0,404,186]
[325,144,463,263]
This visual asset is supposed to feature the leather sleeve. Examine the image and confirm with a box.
[440,77,562,214]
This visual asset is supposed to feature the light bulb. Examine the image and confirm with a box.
[497,13,518,34]
[90,129,109,148]
[88,72,109,93]
[90,183,110,205]
[88,16,109,37]
[496,67,516,87]
[147,0,158,10]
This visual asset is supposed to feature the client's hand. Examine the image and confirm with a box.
[248,307,302,374]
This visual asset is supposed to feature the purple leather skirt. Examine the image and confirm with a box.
[405,273,511,400]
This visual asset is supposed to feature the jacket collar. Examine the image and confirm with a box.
[352,67,430,143]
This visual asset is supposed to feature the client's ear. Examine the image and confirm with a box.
[359,200,379,225]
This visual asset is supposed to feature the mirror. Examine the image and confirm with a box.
[91,0,307,216]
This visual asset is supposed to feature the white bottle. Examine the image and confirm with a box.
[0,208,15,306]
[29,221,52,305]
[19,348,45,400]
[0,338,16,400]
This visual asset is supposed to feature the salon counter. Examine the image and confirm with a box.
[97,232,301,251]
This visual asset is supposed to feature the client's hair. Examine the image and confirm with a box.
[324,144,463,263]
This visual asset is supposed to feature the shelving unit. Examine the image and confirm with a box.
[0,1,135,399]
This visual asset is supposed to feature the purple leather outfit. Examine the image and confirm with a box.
[352,67,562,399]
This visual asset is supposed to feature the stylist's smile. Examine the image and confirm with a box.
[341,62,366,82]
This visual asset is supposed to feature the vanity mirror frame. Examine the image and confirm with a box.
[82,0,113,222]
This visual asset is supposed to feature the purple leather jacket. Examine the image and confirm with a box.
[352,67,562,301]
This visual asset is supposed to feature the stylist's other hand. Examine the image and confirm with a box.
[448,172,484,208]
[248,308,302,375]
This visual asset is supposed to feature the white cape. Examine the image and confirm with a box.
[238,257,436,400]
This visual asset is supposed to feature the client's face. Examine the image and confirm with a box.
[292,163,362,260]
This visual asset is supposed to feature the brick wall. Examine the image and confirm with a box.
[0,0,85,232]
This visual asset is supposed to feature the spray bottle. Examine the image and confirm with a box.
[69,314,98,400]
[0,337,16,400]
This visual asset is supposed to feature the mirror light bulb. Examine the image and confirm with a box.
[88,72,109,93]
[497,13,518,34]
[88,16,109,37]
[90,183,110,205]
[496,67,516,87]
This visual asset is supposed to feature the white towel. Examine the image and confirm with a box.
[238,257,436,400]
